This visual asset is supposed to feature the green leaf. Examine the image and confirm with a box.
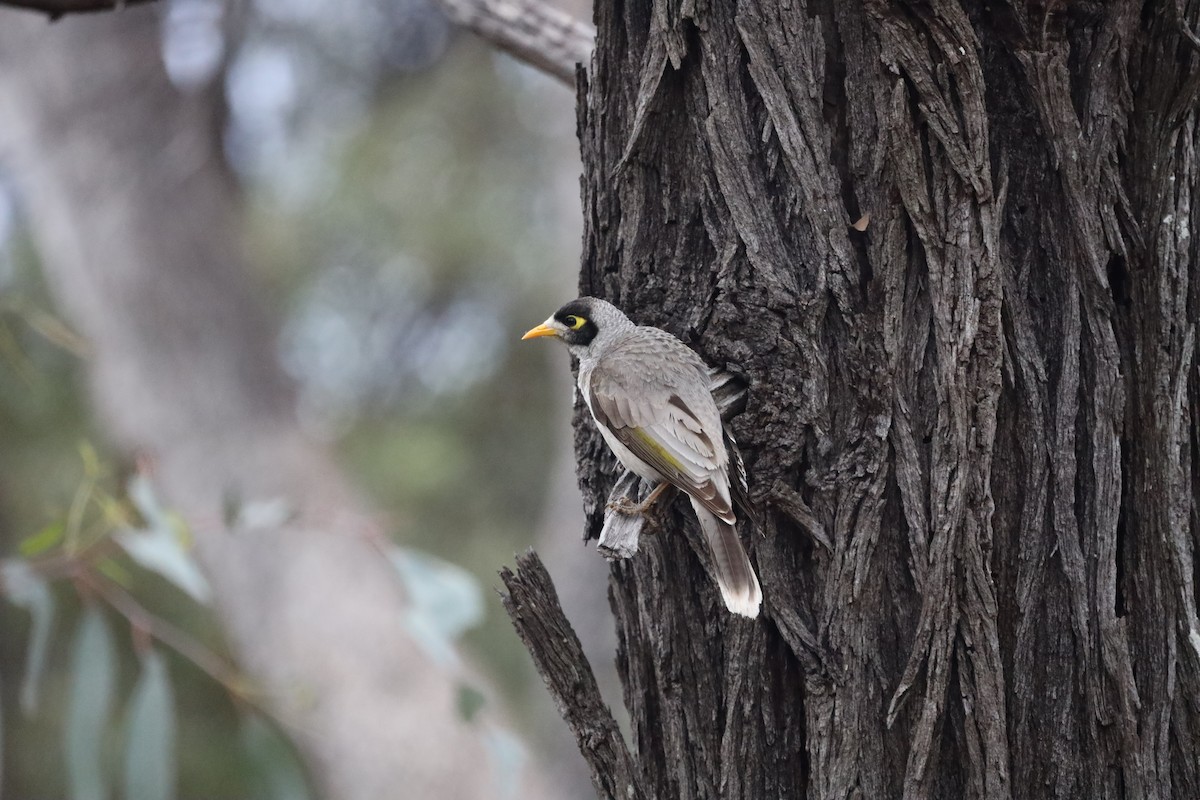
[127,473,164,525]
[387,546,484,668]
[66,608,116,800]
[0,314,36,383]
[220,489,241,530]
[232,498,294,531]
[114,528,209,604]
[95,558,134,589]
[455,683,487,722]
[119,475,210,604]
[96,493,133,529]
[240,715,313,800]
[23,306,90,357]
[1,560,58,715]
[122,650,175,800]
[481,725,527,800]
[79,441,102,479]
[19,520,65,557]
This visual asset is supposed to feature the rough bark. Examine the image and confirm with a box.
[0,9,560,800]
[500,552,648,800]
[543,1,1200,798]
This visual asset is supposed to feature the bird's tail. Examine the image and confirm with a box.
[693,502,762,618]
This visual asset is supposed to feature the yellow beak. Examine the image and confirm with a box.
[521,323,558,340]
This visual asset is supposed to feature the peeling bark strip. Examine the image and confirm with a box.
[499,553,648,800]
[503,0,1200,798]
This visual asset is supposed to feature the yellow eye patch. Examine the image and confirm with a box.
[564,315,587,330]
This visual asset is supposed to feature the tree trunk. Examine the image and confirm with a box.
[555,1,1200,798]
[0,9,561,800]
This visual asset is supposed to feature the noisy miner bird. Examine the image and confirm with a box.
[522,297,763,618]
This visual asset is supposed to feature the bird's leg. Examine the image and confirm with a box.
[606,481,671,517]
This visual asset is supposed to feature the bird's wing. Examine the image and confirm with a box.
[588,356,735,524]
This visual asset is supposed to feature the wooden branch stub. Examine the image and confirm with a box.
[499,551,648,800]
[597,471,648,560]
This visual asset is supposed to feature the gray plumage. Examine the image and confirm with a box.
[524,297,762,618]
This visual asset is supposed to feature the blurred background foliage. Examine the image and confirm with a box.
[0,0,587,796]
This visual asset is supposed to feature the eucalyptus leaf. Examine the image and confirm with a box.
[114,528,210,604]
[455,682,487,722]
[1,560,57,715]
[388,546,483,669]
[406,610,456,667]
[118,474,210,604]
[481,725,527,800]
[233,498,295,531]
[66,608,116,800]
[78,441,101,479]
[18,520,65,557]
[240,715,313,800]
[95,558,134,589]
[122,650,176,800]
[127,473,164,526]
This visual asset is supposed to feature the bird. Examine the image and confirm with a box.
[522,297,762,618]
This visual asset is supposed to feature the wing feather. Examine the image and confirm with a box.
[588,359,735,523]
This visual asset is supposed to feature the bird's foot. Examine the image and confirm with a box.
[605,495,645,517]
[607,482,670,517]
[605,496,664,537]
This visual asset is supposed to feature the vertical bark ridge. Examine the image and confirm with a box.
[853,3,1010,798]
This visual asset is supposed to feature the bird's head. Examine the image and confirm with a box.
[521,297,632,356]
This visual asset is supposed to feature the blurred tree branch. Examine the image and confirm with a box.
[0,0,594,87]
[0,0,153,18]
[0,0,590,86]
[433,0,594,85]
[74,569,249,701]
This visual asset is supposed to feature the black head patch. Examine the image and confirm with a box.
[553,299,600,346]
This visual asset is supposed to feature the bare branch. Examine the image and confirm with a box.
[77,570,246,697]
[434,0,593,86]
[0,0,597,90]
[500,551,648,800]
[0,0,154,18]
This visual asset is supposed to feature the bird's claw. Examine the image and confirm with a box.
[605,496,643,517]
[604,495,662,536]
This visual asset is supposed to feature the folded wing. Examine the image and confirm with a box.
[588,363,735,524]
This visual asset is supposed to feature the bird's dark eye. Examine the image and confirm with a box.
[564,315,587,330]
